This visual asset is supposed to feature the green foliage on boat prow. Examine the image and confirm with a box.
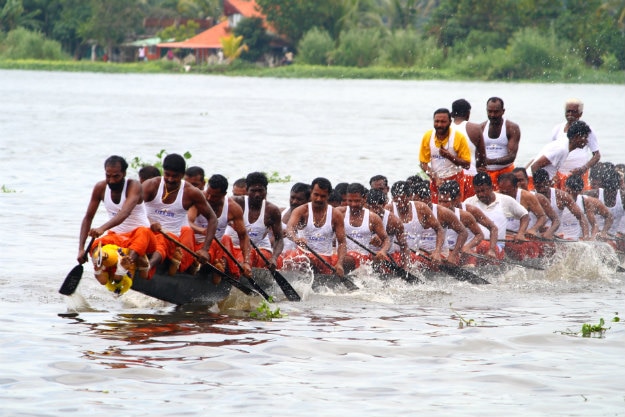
[265,171,292,184]
[130,150,193,175]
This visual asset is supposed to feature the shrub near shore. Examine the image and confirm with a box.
[1,58,623,84]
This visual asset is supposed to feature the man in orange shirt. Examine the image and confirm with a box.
[419,108,471,203]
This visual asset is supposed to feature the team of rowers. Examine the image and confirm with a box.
[77,96,624,293]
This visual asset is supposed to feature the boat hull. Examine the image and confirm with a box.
[131,264,232,305]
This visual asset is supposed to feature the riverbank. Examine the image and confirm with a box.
[1,58,624,84]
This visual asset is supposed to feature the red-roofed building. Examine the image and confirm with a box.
[157,0,284,63]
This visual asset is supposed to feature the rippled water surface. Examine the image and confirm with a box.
[1,70,624,416]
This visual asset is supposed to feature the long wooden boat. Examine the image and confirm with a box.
[130,264,232,305]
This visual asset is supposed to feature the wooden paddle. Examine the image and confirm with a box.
[59,237,95,296]
[248,239,301,301]
[344,234,423,284]
[408,246,490,285]
[297,241,359,291]
[212,237,272,302]
[158,231,260,298]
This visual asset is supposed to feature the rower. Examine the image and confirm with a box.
[464,172,530,261]
[337,183,390,273]
[411,182,468,265]
[78,155,155,289]
[387,180,444,263]
[437,180,488,266]
[533,168,591,240]
[366,189,410,268]
[225,171,284,269]
[285,177,347,277]
[143,153,218,275]
[497,173,554,258]
[187,173,253,278]
[583,168,624,245]
[513,167,561,238]
[279,182,311,265]
[564,175,613,240]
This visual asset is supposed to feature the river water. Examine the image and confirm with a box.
[0,70,624,416]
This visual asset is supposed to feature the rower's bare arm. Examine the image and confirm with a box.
[333,208,347,277]
[267,204,284,264]
[371,215,390,259]
[461,211,484,252]
[286,205,307,246]
[530,156,550,175]
[230,203,251,264]
[187,206,205,236]
[194,190,217,253]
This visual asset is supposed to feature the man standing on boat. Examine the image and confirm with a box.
[142,153,218,275]
[338,183,390,273]
[480,97,521,190]
[451,98,487,199]
[531,120,591,182]
[225,172,284,269]
[285,177,347,278]
[549,98,601,190]
[186,172,253,278]
[419,108,471,203]
[78,155,155,285]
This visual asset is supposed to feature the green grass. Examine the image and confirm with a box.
[0,58,623,84]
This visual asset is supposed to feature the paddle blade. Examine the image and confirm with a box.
[59,264,84,295]
[271,270,301,301]
[341,276,359,291]
[440,263,490,285]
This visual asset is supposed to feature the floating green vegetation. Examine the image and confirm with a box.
[450,303,475,329]
[250,299,285,321]
[1,184,17,193]
[557,313,619,338]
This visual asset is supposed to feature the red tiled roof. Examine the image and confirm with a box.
[157,0,280,50]
[224,0,264,19]
[158,20,229,49]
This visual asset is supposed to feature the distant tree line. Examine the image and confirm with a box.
[1,0,624,77]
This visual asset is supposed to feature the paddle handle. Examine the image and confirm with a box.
[158,230,258,297]
[346,235,422,284]
[214,237,271,301]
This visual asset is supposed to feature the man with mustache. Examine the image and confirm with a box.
[78,155,155,286]
[419,108,471,203]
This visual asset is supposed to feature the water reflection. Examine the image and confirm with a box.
[62,308,274,369]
